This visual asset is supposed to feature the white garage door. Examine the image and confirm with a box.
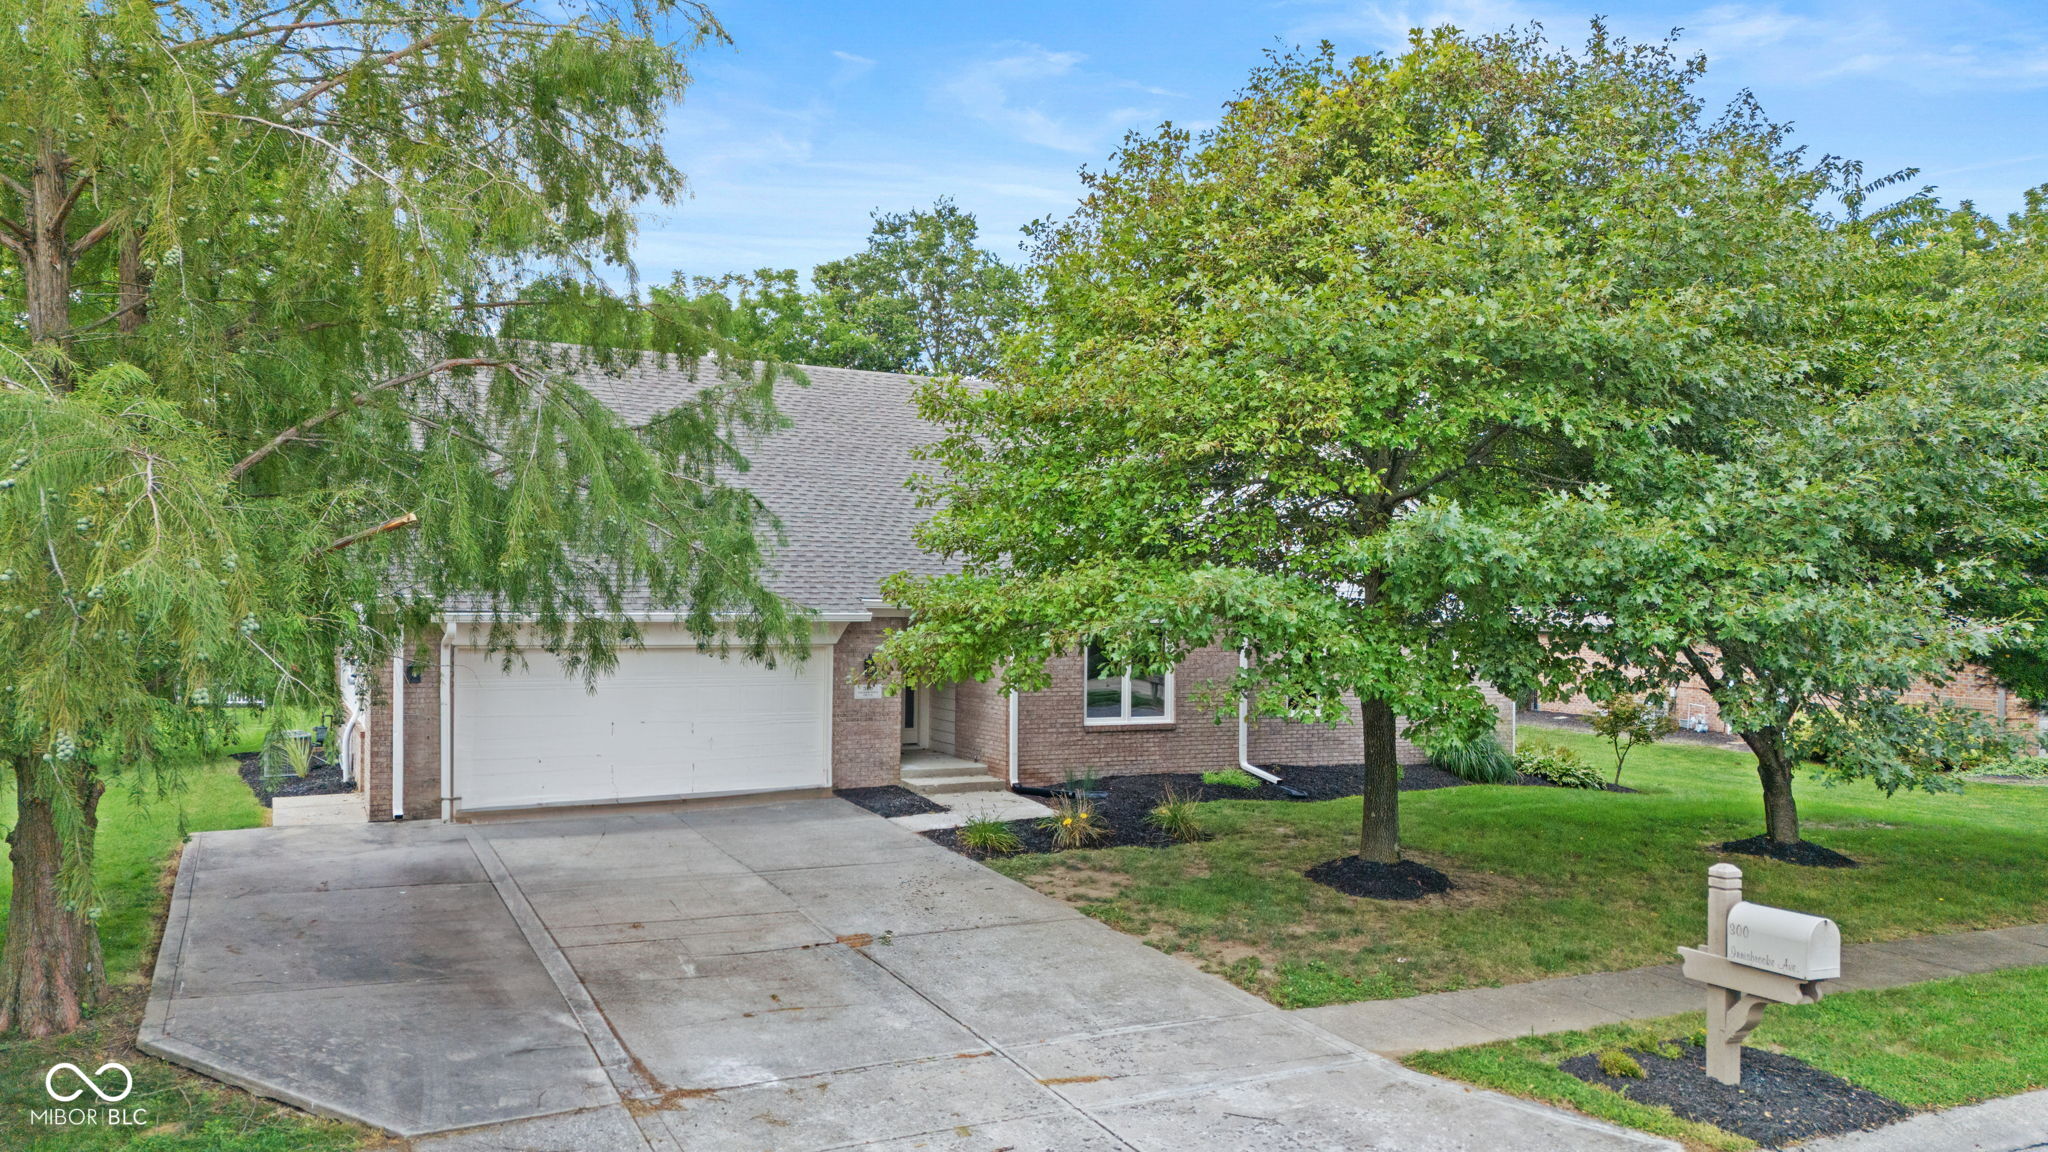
[452,641,830,812]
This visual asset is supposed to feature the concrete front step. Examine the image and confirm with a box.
[903,773,1008,796]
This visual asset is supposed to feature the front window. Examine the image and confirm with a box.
[1084,646,1173,725]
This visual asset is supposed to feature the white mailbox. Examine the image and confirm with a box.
[1724,901,1840,980]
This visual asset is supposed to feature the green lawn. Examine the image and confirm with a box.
[988,728,2048,1008]
[0,720,369,1151]
[1404,965,2048,1151]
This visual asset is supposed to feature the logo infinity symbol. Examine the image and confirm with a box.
[45,1061,132,1103]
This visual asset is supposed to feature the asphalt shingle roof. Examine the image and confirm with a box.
[572,354,956,616]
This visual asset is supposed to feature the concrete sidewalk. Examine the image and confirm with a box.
[1299,922,2048,1056]
[1794,1088,2048,1151]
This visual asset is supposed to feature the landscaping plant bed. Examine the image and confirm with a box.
[923,764,1476,857]
[837,785,947,818]
[1559,1041,1909,1147]
[1304,855,1454,901]
[1719,834,1859,868]
[234,751,354,808]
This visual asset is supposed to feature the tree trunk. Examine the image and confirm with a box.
[25,134,75,389]
[0,759,107,1037]
[1738,728,1801,845]
[117,229,149,334]
[1359,696,1401,864]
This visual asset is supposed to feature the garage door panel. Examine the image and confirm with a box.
[453,643,828,812]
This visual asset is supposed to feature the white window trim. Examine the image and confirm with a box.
[1082,646,1175,726]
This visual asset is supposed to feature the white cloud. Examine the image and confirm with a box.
[1288,0,2048,92]
[1680,3,2048,91]
[830,49,875,86]
[940,43,1165,154]
[1288,0,1547,51]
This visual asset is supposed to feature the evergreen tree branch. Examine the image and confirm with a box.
[52,173,91,229]
[324,511,419,553]
[67,217,120,259]
[228,358,517,480]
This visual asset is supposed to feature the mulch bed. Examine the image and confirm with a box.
[836,785,946,818]
[924,763,1492,857]
[1719,834,1860,868]
[1264,761,1473,797]
[1304,856,1454,901]
[921,761,1628,860]
[234,751,355,809]
[1560,1041,1909,1147]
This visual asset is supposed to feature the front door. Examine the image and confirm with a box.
[901,687,920,748]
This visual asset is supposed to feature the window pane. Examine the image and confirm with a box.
[1130,671,1167,718]
[1084,647,1124,718]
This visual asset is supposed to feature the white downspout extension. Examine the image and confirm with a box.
[440,621,456,821]
[390,643,406,820]
[1006,689,1019,786]
[1236,649,1285,784]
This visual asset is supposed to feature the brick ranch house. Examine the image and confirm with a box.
[338,356,1516,821]
[1538,662,2044,748]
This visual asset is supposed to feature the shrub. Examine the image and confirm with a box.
[958,816,1023,856]
[1145,786,1208,842]
[1597,1049,1646,1079]
[1424,732,1517,785]
[1201,769,1262,791]
[1041,793,1111,849]
[1514,742,1604,789]
[282,733,315,777]
[1589,694,1679,786]
[261,730,316,779]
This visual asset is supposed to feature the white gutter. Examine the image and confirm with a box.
[440,621,456,821]
[390,642,406,820]
[1235,649,1285,785]
[1007,689,1019,786]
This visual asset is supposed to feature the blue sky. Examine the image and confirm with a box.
[634,0,2048,285]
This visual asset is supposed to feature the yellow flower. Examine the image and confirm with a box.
[1061,818,1073,825]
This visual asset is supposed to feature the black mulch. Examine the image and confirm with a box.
[1560,1042,1909,1147]
[1265,761,1473,797]
[1305,855,1454,901]
[923,763,1497,857]
[1719,834,1860,869]
[836,785,947,818]
[234,750,355,809]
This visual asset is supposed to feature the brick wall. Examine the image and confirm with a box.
[950,676,1009,779]
[1249,686,1517,766]
[1540,653,2042,747]
[830,620,902,789]
[1010,646,1239,788]
[364,654,442,822]
[938,647,1521,787]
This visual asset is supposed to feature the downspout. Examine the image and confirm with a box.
[1006,688,1019,786]
[440,621,456,821]
[390,642,406,820]
[1238,650,1309,799]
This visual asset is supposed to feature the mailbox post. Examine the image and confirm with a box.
[1678,864,1837,1085]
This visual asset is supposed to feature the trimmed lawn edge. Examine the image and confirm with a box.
[1400,965,2048,1152]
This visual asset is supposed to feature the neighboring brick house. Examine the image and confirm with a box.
[342,355,1516,820]
[1537,657,2043,750]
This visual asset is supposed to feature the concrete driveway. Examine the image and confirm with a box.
[142,798,1673,1151]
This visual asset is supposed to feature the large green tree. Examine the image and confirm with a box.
[1391,191,2048,850]
[512,200,1028,375]
[873,28,1854,868]
[810,198,1025,376]
[0,0,804,1036]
